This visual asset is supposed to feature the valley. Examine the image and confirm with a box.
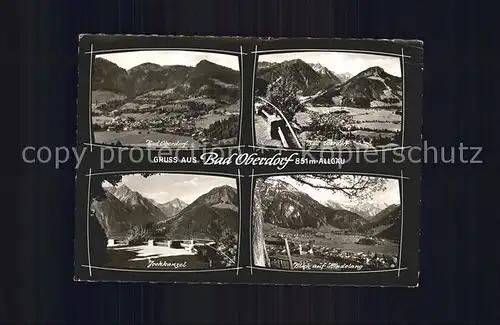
[91,57,240,148]
[254,58,403,150]
[254,176,401,271]
[91,179,239,270]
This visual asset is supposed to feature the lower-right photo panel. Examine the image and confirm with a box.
[252,173,401,272]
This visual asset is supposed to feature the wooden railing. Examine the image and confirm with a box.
[256,96,303,149]
[269,255,294,269]
[265,237,294,269]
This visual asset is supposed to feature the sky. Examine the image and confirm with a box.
[271,175,400,206]
[102,173,237,204]
[96,50,240,71]
[259,51,402,77]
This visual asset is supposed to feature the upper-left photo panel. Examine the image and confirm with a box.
[90,50,241,149]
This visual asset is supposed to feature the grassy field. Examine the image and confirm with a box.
[93,112,170,123]
[356,122,401,132]
[92,90,126,104]
[92,101,240,147]
[194,112,236,128]
[213,102,240,114]
[263,223,399,271]
[288,105,402,149]
[295,106,402,132]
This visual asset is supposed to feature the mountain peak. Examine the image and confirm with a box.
[195,59,217,68]
[336,72,353,83]
[310,62,326,70]
[191,185,238,207]
[264,178,299,192]
[283,58,308,66]
[158,198,188,218]
[210,184,237,195]
[112,184,141,203]
[113,184,132,195]
[363,66,386,76]
[128,62,163,72]
[163,197,188,208]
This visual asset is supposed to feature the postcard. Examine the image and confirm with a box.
[74,35,422,286]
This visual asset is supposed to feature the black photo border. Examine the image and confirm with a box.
[249,170,419,287]
[74,169,247,282]
[74,36,422,286]
[77,35,246,152]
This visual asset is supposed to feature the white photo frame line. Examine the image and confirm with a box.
[84,171,242,275]
[252,170,410,180]
[85,48,247,56]
[398,169,405,277]
[85,170,242,178]
[251,45,258,146]
[87,47,243,151]
[236,168,243,275]
[86,168,93,276]
[238,46,244,146]
[251,47,407,152]
[249,171,406,276]
[81,265,244,273]
[248,145,412,154]
[88,43,94,153]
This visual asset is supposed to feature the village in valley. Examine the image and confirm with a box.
[92,101,238,146]
[253,175,402,272]
[264,228,399,271]
[91,51,240,148]
[253,52,404,150]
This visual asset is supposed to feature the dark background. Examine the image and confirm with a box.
[16,0,497,324]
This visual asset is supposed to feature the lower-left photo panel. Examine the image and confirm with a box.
[86,172,240,271]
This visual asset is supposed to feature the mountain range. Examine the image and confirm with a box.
[359,204,402,240]
[92,185,166,237]
[256,59,342,97]
[157,198,188,218]
[326,200,389,220]
[255,178,401,239]
[256,178,367,229]
[163,185,239,239]
[255,59,402,108]
[310,66,403,107]
[92,58,240,104]
[91,184,238,240]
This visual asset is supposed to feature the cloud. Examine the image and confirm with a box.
[145,191,170,203]
[182,177,200,185]
[116,173,236,204]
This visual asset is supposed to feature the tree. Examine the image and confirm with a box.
[125,225,151,246]
[307,112,354,140]
[252,178,271,267]
[204,115,239,141]
[289,174,387,200]
[88,209,109,266]
[265,75,305,122]
[215,227,238,267]
[89,172,161,254]
[252,175,389,265]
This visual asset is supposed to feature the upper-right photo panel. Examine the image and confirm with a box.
[254,52,403,150]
